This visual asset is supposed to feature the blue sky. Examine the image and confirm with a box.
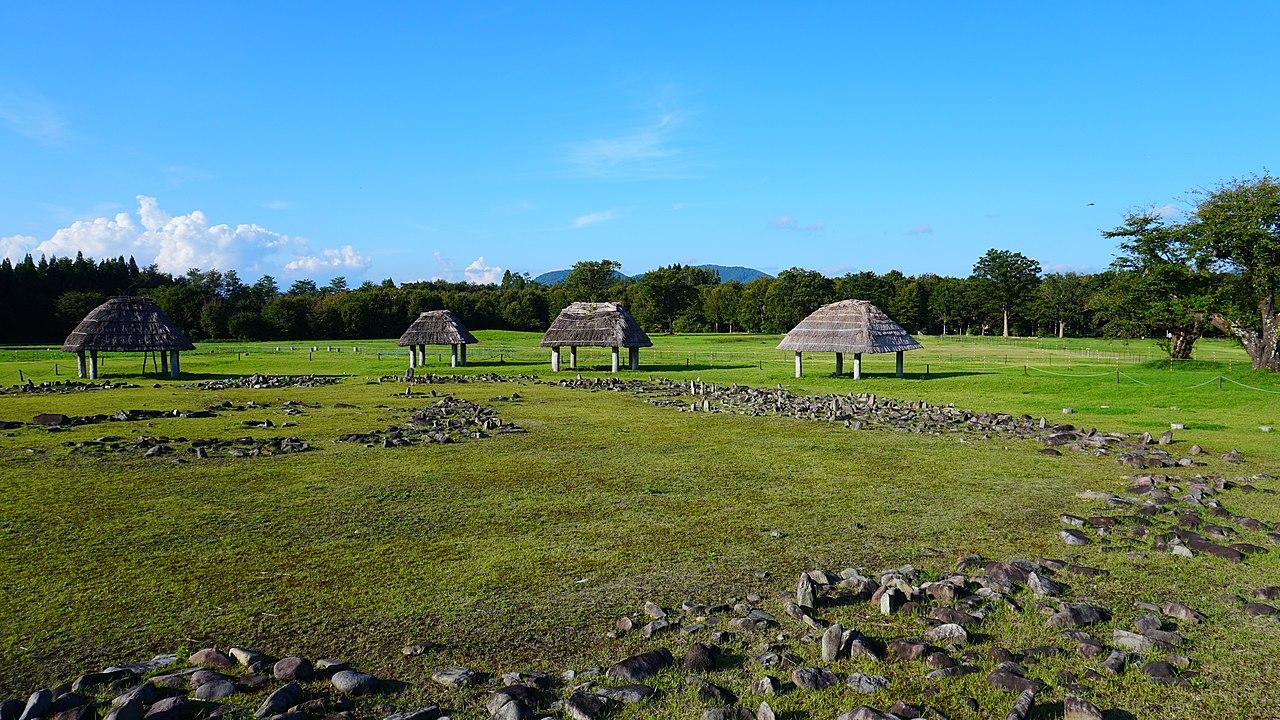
[2,3,1278,283]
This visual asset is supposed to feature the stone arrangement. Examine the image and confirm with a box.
[189,375,342,391]
[63,434,312,460]
[337,395,524,448]
[0,380,137,396]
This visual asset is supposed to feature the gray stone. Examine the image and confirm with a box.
[845,673,889,693]
[700,710,752,720]
[273,657,313,682]
[1111,630,1153,653]
[1063,695,1104,720]
[1059,529,1091,546]
[255,683,304,719]
[188,649,236,671]
[111,684,157,710]
[790,667,836,691]
[747,677,780,696]
[72,671,136,694]
[1027,572,1063,597]
[565,692,608,720]
[820,624,844,661]
[924,623,968,645]
[683,643,719,672]
[796,573,816,609]
[430,667,478,689]
[229,648,263,667]
[485,687,534,720]
[606,649,673,682]
[193,681,237,702]
[143,697,186,720]
[330,671,378,695]
[18,690,53,720]
[383,708,440,720]
[835,708,895,720]
[1006,688,1035,720]
[595,685,654,704]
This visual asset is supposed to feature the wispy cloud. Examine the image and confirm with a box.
[907,223,934,235]
[1148,203,1182,219]
[572,209,618,228]
[565,112,692,180]
[770,215,824,232]
[263,200,293,210]
[0,92,68,145]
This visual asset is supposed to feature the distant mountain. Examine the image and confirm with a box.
[533,264,770,285]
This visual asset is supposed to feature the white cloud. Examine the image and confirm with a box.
[0,93,67,145]
[1,195,370,276]
[572,210,618,228]
[907,223,934,235]
[464,256,504,284]
[1149,203,1182,219]
[565,112,691,180]
[263,200,293,210]
[770,215,824,232]
[284,245,370,272]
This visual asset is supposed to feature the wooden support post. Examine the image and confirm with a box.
[835,352,843,376]
[551,347,561,372]
[611,346,620,373]
[89,350,99,379]
[569,345,577,370]
[896,350,904,378]
[459,343,467,366]
[160,350,169,375]
[628,346,639,370]
[170,351,181,378]
[794,351,803,378]
[853,352,862,380]
[76,351,86,378]
[450,344,458,368]
[408,347,416,369]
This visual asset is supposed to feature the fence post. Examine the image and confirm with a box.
[1218,375,1223,390]
[1116,367,1120,384]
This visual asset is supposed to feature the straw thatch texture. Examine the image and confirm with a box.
[777,299,922,354]
[61,296,195,352]
[540,302,653,348]
[397,310,479,346]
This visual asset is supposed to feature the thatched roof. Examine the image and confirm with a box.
[397,310,478,346]
[61,296,195,353]
[777,299,922,354]
[540,302,653,348]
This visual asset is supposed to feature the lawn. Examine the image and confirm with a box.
[1,333,1278,719]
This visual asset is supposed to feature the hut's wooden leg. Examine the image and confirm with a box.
[89,350,98,379]
[853,353,862,380]
[794,351,803,378]
[450,344,458,367]
[408,347,416,369]
[569,346,577,370]
[896,350,904,378]
[551,347,561,372]
[160,350,169,376]
[76,351,86,378]
[170,351,181,378]
[459,343,467,366]
[611,346,620,373]
[418,345,425,366]
[629,347,639,370]
[835,352,843,376]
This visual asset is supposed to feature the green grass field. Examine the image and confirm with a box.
[1,333,1278,719]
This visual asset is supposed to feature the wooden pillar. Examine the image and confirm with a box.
[569,346,577,370]
[76,351,86,378]
[853,352,862,380]
[610,346,620,373]
[170,351,181,378]
[835,352,843,376]
[89,350,99,379]
[160,350,169,375]
[408,347,416,369]
[896,350,904,378]
[459,343,467,366]
[418,345,426,366]
[551,346,561,372]
[628,346,639,370]
[450,343,459,367]
[794,351,803,378]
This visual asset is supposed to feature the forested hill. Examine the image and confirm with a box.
[534,264,770,285]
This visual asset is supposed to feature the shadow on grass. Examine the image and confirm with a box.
[825,370,994,380]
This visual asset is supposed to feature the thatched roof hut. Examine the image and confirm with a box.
[61,296,194,379]
[399,310,478,369]
[778,299,922,378]
[540,302,652,372]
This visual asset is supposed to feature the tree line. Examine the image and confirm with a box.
[1,174,1276,370]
